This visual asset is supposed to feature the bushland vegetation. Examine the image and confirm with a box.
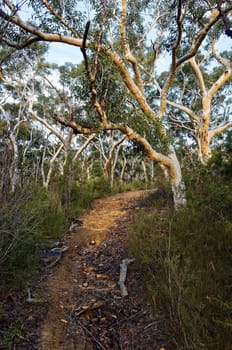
[128,150,232,349]
[0,168,149,299]
[0,1,231,347]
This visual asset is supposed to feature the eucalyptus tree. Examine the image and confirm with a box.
[161,44,232,164]
[0,98,50,194]
[0,49,37,194]
[1,51,95,187]
[1,0,231,207]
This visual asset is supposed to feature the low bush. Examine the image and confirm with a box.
[61,176,112,219]
[0,175,115,297]
[111,179,156,194]
[0,185,67,296]
[128,156,232,349]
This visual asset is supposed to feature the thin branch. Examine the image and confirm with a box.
[208,68,232,99]
[41,0,81,38]
[209,122,232,142]
[41,74,73,116]
[167,100,199,122]
[73,134,96,161]
[29,109,66,145]
[211,38,232,68]
[169,112,195,133]
[137,8,168,47]
[0,35,40,49]
[207,39,232,98]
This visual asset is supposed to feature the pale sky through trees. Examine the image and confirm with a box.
[16,1,232,72]
[45,33,231,72]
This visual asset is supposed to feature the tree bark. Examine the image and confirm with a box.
[163,146,186,209]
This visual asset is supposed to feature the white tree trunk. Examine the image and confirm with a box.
[168,147,186,209]
[120,155,127,181]
[8,133,19,193]
[142,160,148,182]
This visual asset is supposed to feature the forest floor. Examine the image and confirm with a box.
[2,190,168,350]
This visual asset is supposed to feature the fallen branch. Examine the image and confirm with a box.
[73,302,104,318]
[118,258,135,297]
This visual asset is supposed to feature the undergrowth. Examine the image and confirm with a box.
[128,155,232,349]
[0,173,151,299]
[0,185,66,296]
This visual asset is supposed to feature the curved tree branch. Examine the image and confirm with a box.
[0,8,86,48]
[209,122,232,142]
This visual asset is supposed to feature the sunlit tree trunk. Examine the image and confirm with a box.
[189,48,232,164]
[41,144,64,189]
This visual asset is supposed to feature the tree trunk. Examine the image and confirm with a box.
[200,129,211,164]
[120,155,127,181]
[142,160,148,183]
[195,128,212,165]
[162,146,186,209]
[8,133,19,193]
[171,177,186,209]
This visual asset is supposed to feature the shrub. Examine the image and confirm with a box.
[0,185,66,296]
[128,155,232,349]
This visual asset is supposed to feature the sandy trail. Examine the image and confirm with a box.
[38,190,152,350]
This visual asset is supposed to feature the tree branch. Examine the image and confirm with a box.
[105,49,157,122]
[167,100,199,122]
[73,134,96,162]
[120,0,144,94]
[176,4,232,67]
[212,38,232,68]
[207,39,232,98]
[0,8,86,48]
[53,114,97,135]
[169,112,195,133]
[0,35,41,49]
[208,69,232,99]
[41,0,81,38]
[209,122,232,142]
[189,56,206,94]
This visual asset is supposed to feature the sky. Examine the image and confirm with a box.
[17,1,232,71]
[45,33,231,73]
[45,43,83,66]
[45,43,172,71]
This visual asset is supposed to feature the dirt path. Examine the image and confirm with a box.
[33,190,166,350]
